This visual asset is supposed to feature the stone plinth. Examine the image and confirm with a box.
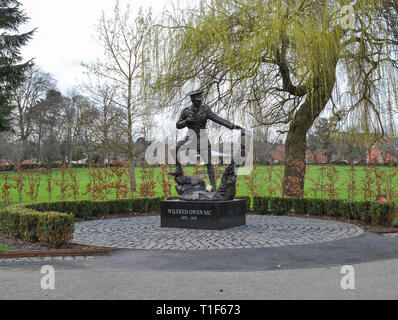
[160,199,246,230]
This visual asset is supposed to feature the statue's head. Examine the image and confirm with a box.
[189,90,204,110]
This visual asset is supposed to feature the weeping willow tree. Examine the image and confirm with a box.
[153,0,398,197]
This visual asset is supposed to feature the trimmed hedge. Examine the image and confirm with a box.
[253,197,270,215]
[0,205,74,248]
[0,198,163,248]
[239,196,252,212]
[2,196,395,248]
[253,197,397,226]
[24,198,163,219]
[393,216,398,228]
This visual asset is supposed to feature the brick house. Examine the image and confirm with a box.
[305,150,330,164]
[367,137,397,164]
[270,143,285,164]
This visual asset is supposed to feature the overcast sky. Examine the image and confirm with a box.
[19,0,173,94]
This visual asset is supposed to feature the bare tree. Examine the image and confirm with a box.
[10,66,55,155]
[0,132,24,164]
[82,2,155,191]
[307,118,339,164]
[73,102,101,163]
[29,90,68,164]
[60,92,93,165]
[79,83,123,164]
[336,128,374,166]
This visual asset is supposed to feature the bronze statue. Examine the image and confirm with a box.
[175,162,237,201]
[169,90,242,190]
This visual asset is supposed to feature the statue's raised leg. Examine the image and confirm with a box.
[207,163,217,191]
[206,141,217,190]
[168,136,189,177]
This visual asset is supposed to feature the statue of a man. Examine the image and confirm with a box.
[169,90,241,190]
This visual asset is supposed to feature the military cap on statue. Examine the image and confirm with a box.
[188,89,205,97]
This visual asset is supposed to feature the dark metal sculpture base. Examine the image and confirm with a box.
[161,199,247,230]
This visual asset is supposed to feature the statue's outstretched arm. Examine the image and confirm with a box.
[207,107,236,130]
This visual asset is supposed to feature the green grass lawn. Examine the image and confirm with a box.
[0,243,14,252]
[0,165,397,207]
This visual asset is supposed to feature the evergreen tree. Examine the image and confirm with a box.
[0,0,34,131]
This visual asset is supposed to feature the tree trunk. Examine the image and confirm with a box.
[283,118,308,198]
[127,140,137,192]
[67,130,73,166]
[127,124,137,192]
[126,77,137,192]
[283,76,336,198]
[129,156,137,192]
[38,124,42,162]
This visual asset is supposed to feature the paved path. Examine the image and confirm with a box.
[1,216,397,300]
[1,259,398,300]
[0,256,96,263]
[73,216,364,250]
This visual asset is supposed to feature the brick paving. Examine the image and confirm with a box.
[0,256,96,263]
[72,215,364,251]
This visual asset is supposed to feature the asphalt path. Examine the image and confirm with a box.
[0,259,397,300]
[0,232,397,300]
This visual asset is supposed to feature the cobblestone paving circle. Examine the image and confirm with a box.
[0,256,96,263]
[73,216,364,251]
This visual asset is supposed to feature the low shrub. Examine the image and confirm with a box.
[253,197,270,215]
[292,198,307,215]
[269,197,293,215]
[19,212,41,242]
[253,197,397,226]
[0,198,162,247]
[1,196,396,249]
[25,197,163,219]
[0,205,74,247]
[324,199,344,218]
[368,202,397,226]
[239,196,252,212]
[36,213,74,248]
[393,216,398,228]
[0,164,14,172]
[0,207,21,238]
[305,199,325,216]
